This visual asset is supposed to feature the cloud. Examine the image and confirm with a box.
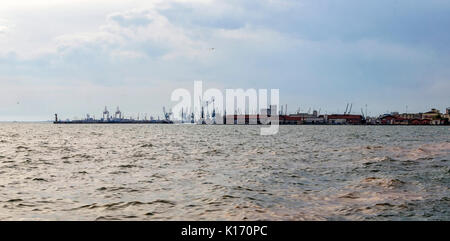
[0,19,11,35]
[108,10,153,27]
[0,26,6,34]
[51,7,209,62]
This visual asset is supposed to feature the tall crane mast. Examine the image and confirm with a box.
[103,106,109,120]
[181,107,184,123]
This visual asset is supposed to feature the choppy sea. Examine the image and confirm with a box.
[0,123,448,220]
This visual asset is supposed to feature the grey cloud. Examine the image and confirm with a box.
[108,10,153,27]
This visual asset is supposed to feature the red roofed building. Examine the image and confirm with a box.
[326,114,363,125]
[280,115,304,125]
[410,119,430,125]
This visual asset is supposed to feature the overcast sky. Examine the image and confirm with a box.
[1,0,449,120]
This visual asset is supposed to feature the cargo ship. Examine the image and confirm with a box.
[53,107,173,124]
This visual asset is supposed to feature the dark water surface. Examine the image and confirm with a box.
[0,123,449,220]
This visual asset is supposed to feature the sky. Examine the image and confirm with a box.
[0,0,449,121]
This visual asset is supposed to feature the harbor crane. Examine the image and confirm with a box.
[208,97,217,124]
[198,96,208,124]
[114,106,122,119]
[102,106,110,120]
[163,106,172,121]
[181,107,185,123]
[205,97,216,120]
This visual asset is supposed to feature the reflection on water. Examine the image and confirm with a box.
[0,123,449,220]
